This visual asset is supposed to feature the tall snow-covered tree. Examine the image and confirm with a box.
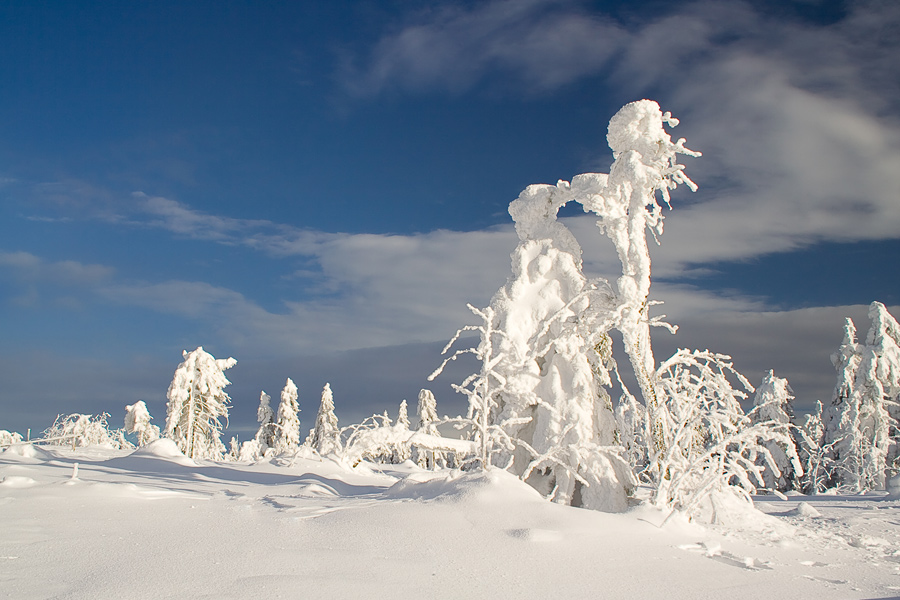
[164,347,236,460]
[273,378,300,454]
[124,400,160,447]
[750,370,801,491]
[824,302,900,491]
[307,383,340,456]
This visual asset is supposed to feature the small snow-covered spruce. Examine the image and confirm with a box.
[413,389,448,469]
[239,391,278,461]
[273,378,301,454]
[164,346,237,460]
[306,383,341,456]
[651,350,796,524]
[391,400,412,463]
[749,370,802,491]
[42,413,131,449]
[795,400,835,494]
[124,400,160,447]
[824,302,900,491]
[256,391,276,449]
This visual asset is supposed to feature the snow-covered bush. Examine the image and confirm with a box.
[824,302,900,491]
[124,401,160,447]
[306,383,340,456]
[749,370,801,491]
[273,378,301,454]
[430,304,524,472]
[0,430,24,447]
[164,346,236,460]
[42,413,131,449]
[650,350,798,523]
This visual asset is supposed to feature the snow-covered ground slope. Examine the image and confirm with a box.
[2,442,898,599]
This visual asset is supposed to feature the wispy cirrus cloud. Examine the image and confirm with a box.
[338,0,627,96]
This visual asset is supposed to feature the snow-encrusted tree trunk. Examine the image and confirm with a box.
[750,370,801,491]
[124,401,160,447]
[273,378,300,454]
[578,101,700,471]
[164,346,236,460]
[307,382,340,456]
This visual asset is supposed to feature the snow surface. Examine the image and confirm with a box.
[2,444,899,599]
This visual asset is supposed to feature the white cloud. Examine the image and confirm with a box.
[0,250,115,295]
[339,0,626,96]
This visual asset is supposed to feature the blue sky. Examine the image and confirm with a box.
[1,0,898,437]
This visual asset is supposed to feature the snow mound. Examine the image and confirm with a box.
[790,502,822,518]
[1,444,54,461]
[128,439,196,466]
[0,475,38,488]
[386,468,543,504]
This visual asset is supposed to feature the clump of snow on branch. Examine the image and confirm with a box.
[164,346,236,460]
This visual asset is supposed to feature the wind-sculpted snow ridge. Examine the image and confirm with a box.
[2,446,899,599]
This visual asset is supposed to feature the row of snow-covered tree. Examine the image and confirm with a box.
[3,100,897,524]
[5,344,469,470]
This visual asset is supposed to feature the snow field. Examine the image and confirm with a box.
[3,443,899,599]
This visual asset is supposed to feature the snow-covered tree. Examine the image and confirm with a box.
[413,388,447,469]
[430,100,702,511]
[256,391,276,448]
[273,378,300,454]
[824,303,900,491]
[750,370,800,491]
[651,351,797,523]
[388,400,411,463]
[307,382,340,456]
[164,346,236,460]
[430,304,521,471]
[124,400,160,447]
[239,391,278,461]
[796,400,834,494]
